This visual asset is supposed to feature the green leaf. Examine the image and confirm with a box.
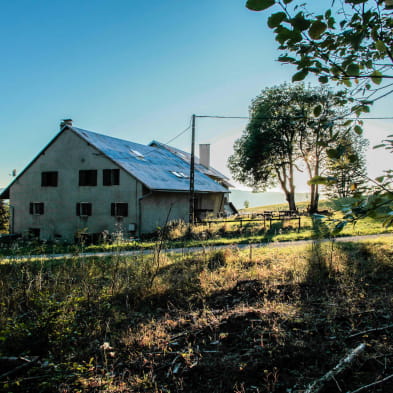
[371,70,383,85]
[308,21,327,40]
[375,40,386,53]
[268,12,287,28]
[313,105,322,117]
[246,0,275,11]
[354,125,363,135]
[319,75,329,84]
[278,55,296,63]
[332,221,347,234]
[283,0,293,3]
[290,12,311,31]
[346,0,368,4]
[346,63,359,76]
[326,149,339,159]
[375,176,385,183]
[292,69,308,82]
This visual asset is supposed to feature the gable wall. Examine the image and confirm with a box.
[9,129,143,241]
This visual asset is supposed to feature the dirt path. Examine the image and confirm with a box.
[2,233,392,262]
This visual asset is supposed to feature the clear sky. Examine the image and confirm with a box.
[1,0,392,192]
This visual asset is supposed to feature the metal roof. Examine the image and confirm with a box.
[0,126,230,199]
[71,128,228,193]
[150,140,234,188]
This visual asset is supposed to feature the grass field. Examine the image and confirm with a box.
[1,236,393,392]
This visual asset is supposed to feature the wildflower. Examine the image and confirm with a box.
[100,342,113,351]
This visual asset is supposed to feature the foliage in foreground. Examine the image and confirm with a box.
[1,238,393,392]
[246,0,393,228]
[246,0,393,105]
[0,200,8,233]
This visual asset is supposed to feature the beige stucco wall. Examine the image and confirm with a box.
[9,129,142,241]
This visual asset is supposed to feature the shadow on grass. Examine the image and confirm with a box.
[1,233,393,393]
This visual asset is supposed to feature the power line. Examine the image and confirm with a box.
[196,115,393,120]
[143,120,192,157]
[164,120,192,145]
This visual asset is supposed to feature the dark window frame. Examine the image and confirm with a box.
[76,202,93,217]
[79,170,97,186]
[29,202,44,215]
[111,203,128,217]
[41,171,58,187]
[103,169,120,186]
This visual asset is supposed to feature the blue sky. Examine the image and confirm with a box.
[1,0,392,192]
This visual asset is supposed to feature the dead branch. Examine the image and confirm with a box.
[347,323,393,339]
[349,373,393,393]
[303,343,366,393]
[0,356,39,380]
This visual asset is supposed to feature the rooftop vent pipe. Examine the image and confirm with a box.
[60,119,73,129]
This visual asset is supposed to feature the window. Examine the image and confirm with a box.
[103,169,120,186]
[28,228,40,239]
[111,203,128,217]
[29,202,44,215]
[76,202,92,217]
[41,171,58,187]
[79,170,97,186]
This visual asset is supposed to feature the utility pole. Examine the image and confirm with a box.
[189,114,196,225]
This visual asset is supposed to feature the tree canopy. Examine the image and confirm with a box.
[229,84,355,212]
[324,131,369,199]
[246,0,393,114]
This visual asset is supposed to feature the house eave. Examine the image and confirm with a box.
[0,188,10,199]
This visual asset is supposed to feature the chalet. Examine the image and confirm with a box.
[0,121,231,241]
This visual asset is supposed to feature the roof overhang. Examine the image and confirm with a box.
[0,188,10,199]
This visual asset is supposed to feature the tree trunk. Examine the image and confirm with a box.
[276,166,297,212]
[308,184,319,214]
[285,191,297,211]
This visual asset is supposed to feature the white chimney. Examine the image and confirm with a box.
[199,144,210,168]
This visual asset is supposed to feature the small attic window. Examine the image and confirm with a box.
[129,149,145,160]
[171,171,189,179]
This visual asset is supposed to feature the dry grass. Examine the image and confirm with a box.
[0,238,393,392]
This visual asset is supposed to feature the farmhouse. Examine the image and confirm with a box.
[0,121,231,241]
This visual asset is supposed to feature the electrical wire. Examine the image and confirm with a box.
[143,120,192,157]
[196,115,393,120]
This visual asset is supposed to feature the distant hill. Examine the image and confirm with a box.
[229,190,309,209]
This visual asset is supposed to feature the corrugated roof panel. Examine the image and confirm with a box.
[150,140,232,181]
[72,128,228,193]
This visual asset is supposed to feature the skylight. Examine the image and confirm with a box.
[129,149,145,160]
[171,171,189,179]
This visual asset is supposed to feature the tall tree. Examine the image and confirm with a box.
[324,131,369,199]
[229,85,302,211]
[229,84,347,212]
